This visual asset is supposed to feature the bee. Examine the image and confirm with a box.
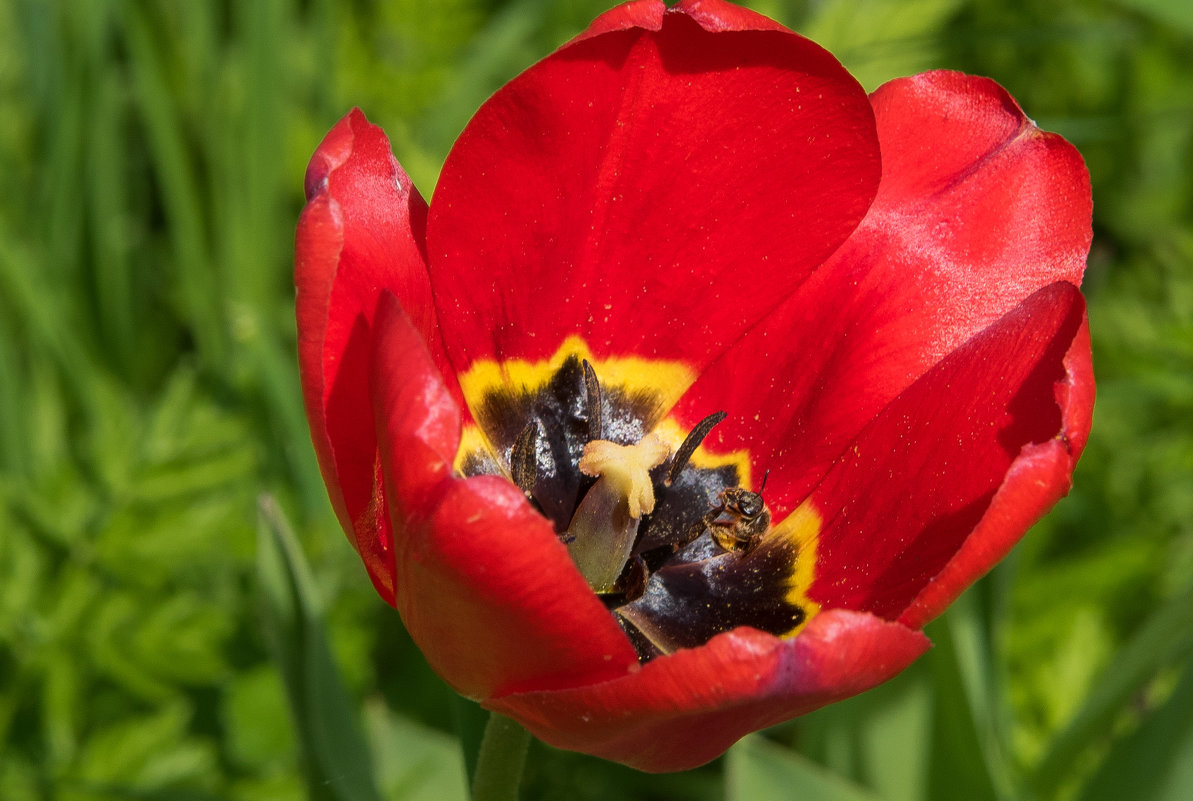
[702,474,771,555]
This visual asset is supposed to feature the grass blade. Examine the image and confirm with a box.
[1074,657,1193,801]
[1029,579,1193,797]
[727,735,883,801]
[257,495,383,801]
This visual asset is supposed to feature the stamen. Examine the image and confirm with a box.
[510,421,539,496]
[582,359,602,442]
[666,411,727,486]
[579,434,670,518]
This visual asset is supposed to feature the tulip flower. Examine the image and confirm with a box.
[295,0,1092,774]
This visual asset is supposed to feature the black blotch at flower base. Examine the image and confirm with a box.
[455,355,808,661]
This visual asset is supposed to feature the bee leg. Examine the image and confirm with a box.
[740,531,763,556]
[699,501,726,531]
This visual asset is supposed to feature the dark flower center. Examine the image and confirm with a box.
[456,351,811,661]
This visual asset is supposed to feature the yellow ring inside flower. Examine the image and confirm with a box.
[772,503,822,635]
[454,335,695,473]
[450,335,821,653]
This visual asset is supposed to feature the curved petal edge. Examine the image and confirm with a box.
[371,298,641,698]
[898,311,1094,628]
[487,609,928,772]
[297,109,463,602]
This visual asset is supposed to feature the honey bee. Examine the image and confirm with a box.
[702,480,771,555]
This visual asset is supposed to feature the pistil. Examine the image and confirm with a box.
[578,435,669,518]
[565,435,670,592]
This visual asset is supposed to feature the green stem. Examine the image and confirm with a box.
[471,712,532,801]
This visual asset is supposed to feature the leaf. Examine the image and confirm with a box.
[726,735,883,801]
[72,700,220,791]
[256,496,383,801]
[452,695,491,783]
[118,0,225,368]
[940,587,1017,799]
[364,699,468,801]
[1112,0,1193,36]
[798,0,965,90]
[221,666,296,772]
[1029,579,1193,797]
[1074,658,1193,801]
[922,610,1000,801]
[852,667,932,801]
[786,659,932,801]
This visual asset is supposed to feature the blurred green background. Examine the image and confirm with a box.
[1,0,1190,799]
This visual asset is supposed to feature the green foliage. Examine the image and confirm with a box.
[257,496,386,801]
[0,1,1189,800]
[727,735,883,800]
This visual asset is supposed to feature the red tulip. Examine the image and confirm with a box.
[295,0,1092,773]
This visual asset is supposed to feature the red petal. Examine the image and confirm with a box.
[370,294,461,520]
[671,70,1092,514]
[394,478,643,700]
[674,0,792,32]
[898,311,1093,628]
[371,296,640,699]
[487,609,928,772]
[804,283,1086,619]
[575,0,791,41]
[296,109,457,603]
[427,4,879,386]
